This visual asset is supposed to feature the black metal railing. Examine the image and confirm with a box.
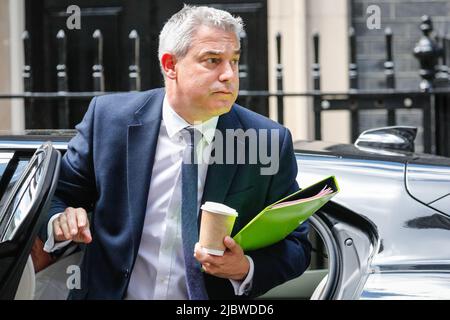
[1,15,449,157]
[309,15,449,156]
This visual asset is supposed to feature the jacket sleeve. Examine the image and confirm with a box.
[246,128,312,298]
[38,97,98,243]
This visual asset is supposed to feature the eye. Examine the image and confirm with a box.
[206,58,220,64]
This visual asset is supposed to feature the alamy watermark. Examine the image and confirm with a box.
[179,127,281,176]
[366,4,381,30]
[66,5,81,30]
[66,265,81,289]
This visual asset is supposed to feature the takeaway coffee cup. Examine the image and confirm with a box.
[199,201,238,256]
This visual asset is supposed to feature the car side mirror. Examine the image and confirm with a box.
[354,126,417,153]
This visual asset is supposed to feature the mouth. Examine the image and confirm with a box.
[213,91,233,95]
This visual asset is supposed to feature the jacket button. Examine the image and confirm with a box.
[123,269,130,278]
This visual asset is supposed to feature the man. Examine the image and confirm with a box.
[40,5,311,300]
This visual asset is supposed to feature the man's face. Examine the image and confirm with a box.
[174,25,240,122]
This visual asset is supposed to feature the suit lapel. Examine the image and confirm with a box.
[201,106,244,206]
[127,89,164,257]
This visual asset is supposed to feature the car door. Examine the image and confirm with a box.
[0,142,60,299]
[257,153,379,300]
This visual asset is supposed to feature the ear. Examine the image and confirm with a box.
[161,53,177,80]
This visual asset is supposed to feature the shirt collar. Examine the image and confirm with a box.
[162,95,218,145]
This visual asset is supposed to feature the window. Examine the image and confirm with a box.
[0,153,32,219]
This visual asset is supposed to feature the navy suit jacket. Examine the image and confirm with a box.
[40,88,311,299]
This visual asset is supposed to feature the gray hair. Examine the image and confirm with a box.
[158,5,244,72]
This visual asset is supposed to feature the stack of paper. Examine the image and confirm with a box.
[270,185,334,209]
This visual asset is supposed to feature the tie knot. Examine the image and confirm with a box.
[181,127,201,147]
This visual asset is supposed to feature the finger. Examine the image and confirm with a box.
[66,209,78,236]
[75,208,92,243]
[53,219,64,241]
[194,243,207,261]
[194,243,228,267]
[202,263,215,274]
[202,261,218,271]
[81,227,92,243]
[58,214,72,240]
[76,209,87,228]
[223,236,237,251]
[194,243,218,264]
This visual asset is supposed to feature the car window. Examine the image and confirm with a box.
[0,152,15,179]
[0,155,31,214]
[0,154,43,241]
[0,160,8,181]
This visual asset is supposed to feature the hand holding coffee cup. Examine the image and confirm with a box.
[199,202,238,256]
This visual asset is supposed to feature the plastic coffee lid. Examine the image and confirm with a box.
[201,201,238,217]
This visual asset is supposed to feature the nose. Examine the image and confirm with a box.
[219,61,236,82]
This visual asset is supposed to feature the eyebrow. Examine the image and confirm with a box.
[200,49,241,56]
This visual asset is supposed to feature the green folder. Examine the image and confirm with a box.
[233,176,339,251]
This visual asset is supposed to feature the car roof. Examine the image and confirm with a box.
[0,130,449,167]
[0,130,74,151]
[294,140,450,167]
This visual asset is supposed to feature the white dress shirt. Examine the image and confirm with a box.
[44,95,254,299]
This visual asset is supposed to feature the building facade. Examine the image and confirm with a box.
[0,0,445,144]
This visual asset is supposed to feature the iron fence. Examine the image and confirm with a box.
[1,15,449,156]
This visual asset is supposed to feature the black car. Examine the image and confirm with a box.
[1,127,450,299]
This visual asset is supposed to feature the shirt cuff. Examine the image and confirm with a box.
[43,213,72,253]
[229,255,254,296]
